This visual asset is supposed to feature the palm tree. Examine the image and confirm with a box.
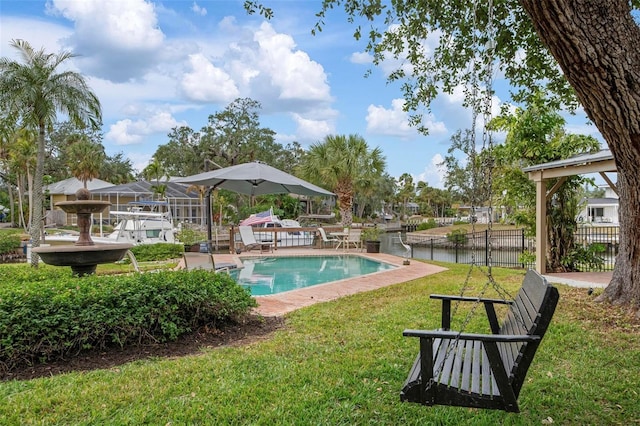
[143,158,169,200]
[186,184,207,226]
[0,39,101,266]
[8,128,37,230]
[66,135,105,188]
[300,134,386,226]
[0,116,18,225]
[397,172,415,220]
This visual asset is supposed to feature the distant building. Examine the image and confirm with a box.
[44,177,115,226]
[456,206,502,224]
[405,202,420,215]
[44,177,203,227]
[578,185,619,225]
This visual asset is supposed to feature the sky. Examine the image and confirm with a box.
[0,0,604,188]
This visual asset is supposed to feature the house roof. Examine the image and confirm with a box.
[90,180,200,200]
[522,149,615,176]
[585,197,619,206]
[45,177,114,195]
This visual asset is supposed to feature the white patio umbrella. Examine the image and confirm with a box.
[174,161,334,197]
[173,162,334,250]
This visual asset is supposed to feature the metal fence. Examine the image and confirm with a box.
[403,226,619,271]
[573,225,618,271]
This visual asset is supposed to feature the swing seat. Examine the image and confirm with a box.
[400,270,559,412]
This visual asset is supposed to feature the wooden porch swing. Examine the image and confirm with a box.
[400,270,559,412]
[399,0,560,412]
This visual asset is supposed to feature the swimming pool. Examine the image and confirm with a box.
[230,255,397,295]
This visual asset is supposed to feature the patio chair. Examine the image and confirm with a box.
[238,226,274,253]
[318,227,339,248]
[345,228,362,250]
[182,252,237,273]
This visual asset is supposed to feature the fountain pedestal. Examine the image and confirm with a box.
[32,188,133,276]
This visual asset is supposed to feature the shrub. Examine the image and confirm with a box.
[176,227,206,246]
[130,243,184,262]
[361,227,381,241]
[446,229,468,245]
[563,243,606,272]
[518,250,536,265]
[0,270,257,370]
[0,264,72,283]
[417,218,438,231]
[0,232,21,255]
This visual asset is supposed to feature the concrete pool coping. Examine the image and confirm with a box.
[207,248,448,317]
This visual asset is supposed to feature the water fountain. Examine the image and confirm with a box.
[32,188,133,276]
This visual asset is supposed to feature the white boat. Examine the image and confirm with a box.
[45,201,178,246]
[240,209,315,247]
[106,208,177,244]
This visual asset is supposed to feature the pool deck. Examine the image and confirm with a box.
[211,248,448,317]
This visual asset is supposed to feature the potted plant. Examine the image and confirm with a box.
[176,227,206,252]
[362,226,382,253]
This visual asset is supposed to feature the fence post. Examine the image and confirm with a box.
[430,238,434,260]
[521,229,525,268]
[485,229,489,267]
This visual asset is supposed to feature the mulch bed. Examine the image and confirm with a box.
[1,315,284,382]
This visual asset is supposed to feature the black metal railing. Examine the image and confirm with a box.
[401,226,619,271]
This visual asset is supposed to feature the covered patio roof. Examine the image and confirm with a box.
[523,149,617,273]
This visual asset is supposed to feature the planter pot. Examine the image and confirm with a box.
[365,240,381,253]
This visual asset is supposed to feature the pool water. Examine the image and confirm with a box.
[230,255,396,295]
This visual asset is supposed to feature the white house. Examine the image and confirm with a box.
[579,185,619,225]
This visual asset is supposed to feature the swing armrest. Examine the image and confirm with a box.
[430,294,513,332]
[403,329,541,343]
[430,294,513,305]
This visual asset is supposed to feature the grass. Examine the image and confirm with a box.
[1,262,639,425]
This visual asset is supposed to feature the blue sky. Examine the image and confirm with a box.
[0,0,603,188]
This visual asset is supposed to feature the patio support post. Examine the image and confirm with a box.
[534,174,547,274]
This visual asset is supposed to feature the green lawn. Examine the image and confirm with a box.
[1,263,638,425]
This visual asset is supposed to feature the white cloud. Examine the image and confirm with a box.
[350,51,372,65]
[292,113,335,143]
[181,54,240,102]
[127,152,155,175]
[105,111,186,146]
[253,23,331,103]
[178,21,332,116]
[191,2,207,16]
[0,18,71,59]
[416,154,447,188]
[366,98,447,138]
[49,0,165,81]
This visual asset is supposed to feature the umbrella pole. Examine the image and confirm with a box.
[205,187,214,253]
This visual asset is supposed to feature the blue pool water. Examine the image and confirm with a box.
[230,255,396,295]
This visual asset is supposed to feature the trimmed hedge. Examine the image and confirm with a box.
[0,270,257,370]
[0,264,73,284]
[129,243,185,262]
[0,232,21,255]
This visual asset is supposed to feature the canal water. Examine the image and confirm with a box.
[379,231,530,268]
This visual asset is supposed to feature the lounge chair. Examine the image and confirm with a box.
[182,252,237,272]
[318,227,339,248]
[238,226,274,253]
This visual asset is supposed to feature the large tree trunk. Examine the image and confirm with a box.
[521,0,640,311]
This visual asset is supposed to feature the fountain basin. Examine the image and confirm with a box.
[54,200,111,214]
[32,243,133,276]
